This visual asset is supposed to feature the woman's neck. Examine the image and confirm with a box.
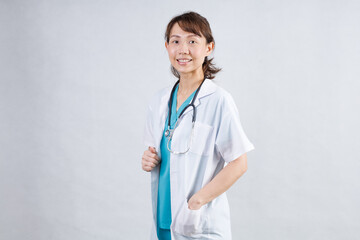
[178,73,204,96]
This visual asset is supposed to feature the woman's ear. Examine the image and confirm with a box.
[206,42,214,56]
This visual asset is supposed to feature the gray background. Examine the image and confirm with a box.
[1,0,359,239]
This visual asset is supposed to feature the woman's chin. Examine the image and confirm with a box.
[173,66,201,75]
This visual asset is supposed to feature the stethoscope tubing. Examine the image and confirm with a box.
[167,77,206,129]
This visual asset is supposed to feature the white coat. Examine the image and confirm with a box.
[143,78,255,240]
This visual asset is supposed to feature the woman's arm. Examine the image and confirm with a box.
[188,153,248,210]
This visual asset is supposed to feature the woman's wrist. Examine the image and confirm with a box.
[188,191,210,210]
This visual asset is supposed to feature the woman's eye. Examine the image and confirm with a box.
[172,40,178,44]
[189,40,196,44]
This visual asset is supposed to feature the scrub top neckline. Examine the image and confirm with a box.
[173,84,197,118]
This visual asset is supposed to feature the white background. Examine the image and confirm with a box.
[0,0,359,239]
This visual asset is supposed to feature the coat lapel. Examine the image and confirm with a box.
[181,79,217,116]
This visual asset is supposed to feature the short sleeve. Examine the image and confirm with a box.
[143,104,155,148]
[215,94,255,163]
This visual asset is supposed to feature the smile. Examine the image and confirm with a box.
[177,59,192,65]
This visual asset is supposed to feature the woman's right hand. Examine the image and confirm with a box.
[142,146,161,172]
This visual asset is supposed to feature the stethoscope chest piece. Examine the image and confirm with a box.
[165,127,175,138]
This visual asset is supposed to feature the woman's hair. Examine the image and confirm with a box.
[164,11,222,80]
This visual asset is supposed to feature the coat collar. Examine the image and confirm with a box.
[159,78,217,117]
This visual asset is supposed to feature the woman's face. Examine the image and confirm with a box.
[165,22,214,78]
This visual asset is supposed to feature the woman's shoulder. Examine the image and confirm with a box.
[206,80,244,118]
[147,84,172,108]
[209,80,237,104]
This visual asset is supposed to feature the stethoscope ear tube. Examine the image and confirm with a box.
[167,79,180,130]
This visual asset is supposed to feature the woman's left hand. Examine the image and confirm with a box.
[187,193,205,210]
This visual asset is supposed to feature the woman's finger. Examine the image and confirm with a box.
[146,151,158,160]
[148,152,160,162]
[144,154,160,165]
[142,159,154,170]
[144,156,158,166]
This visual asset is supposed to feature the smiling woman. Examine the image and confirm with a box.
[166,26,202,70]
[164,13,221,84]
[141,11,255,240]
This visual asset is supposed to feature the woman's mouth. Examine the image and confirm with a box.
[177,59,192,65]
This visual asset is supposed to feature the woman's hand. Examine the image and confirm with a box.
[142,146,161,172]
[187,193,205,210]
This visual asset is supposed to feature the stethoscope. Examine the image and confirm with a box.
[164,77,206,154]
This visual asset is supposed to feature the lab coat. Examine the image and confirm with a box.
[143,79,255,240]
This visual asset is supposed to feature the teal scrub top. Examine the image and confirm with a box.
[157,84,197,229]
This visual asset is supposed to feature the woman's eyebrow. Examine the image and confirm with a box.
[170,34,201,39]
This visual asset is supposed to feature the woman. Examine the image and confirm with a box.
[142,11,255,240]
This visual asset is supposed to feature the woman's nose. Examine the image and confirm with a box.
[179,42,189,54]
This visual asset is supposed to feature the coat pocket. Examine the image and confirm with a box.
[173,198,206,237]
[189,121,214,156]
